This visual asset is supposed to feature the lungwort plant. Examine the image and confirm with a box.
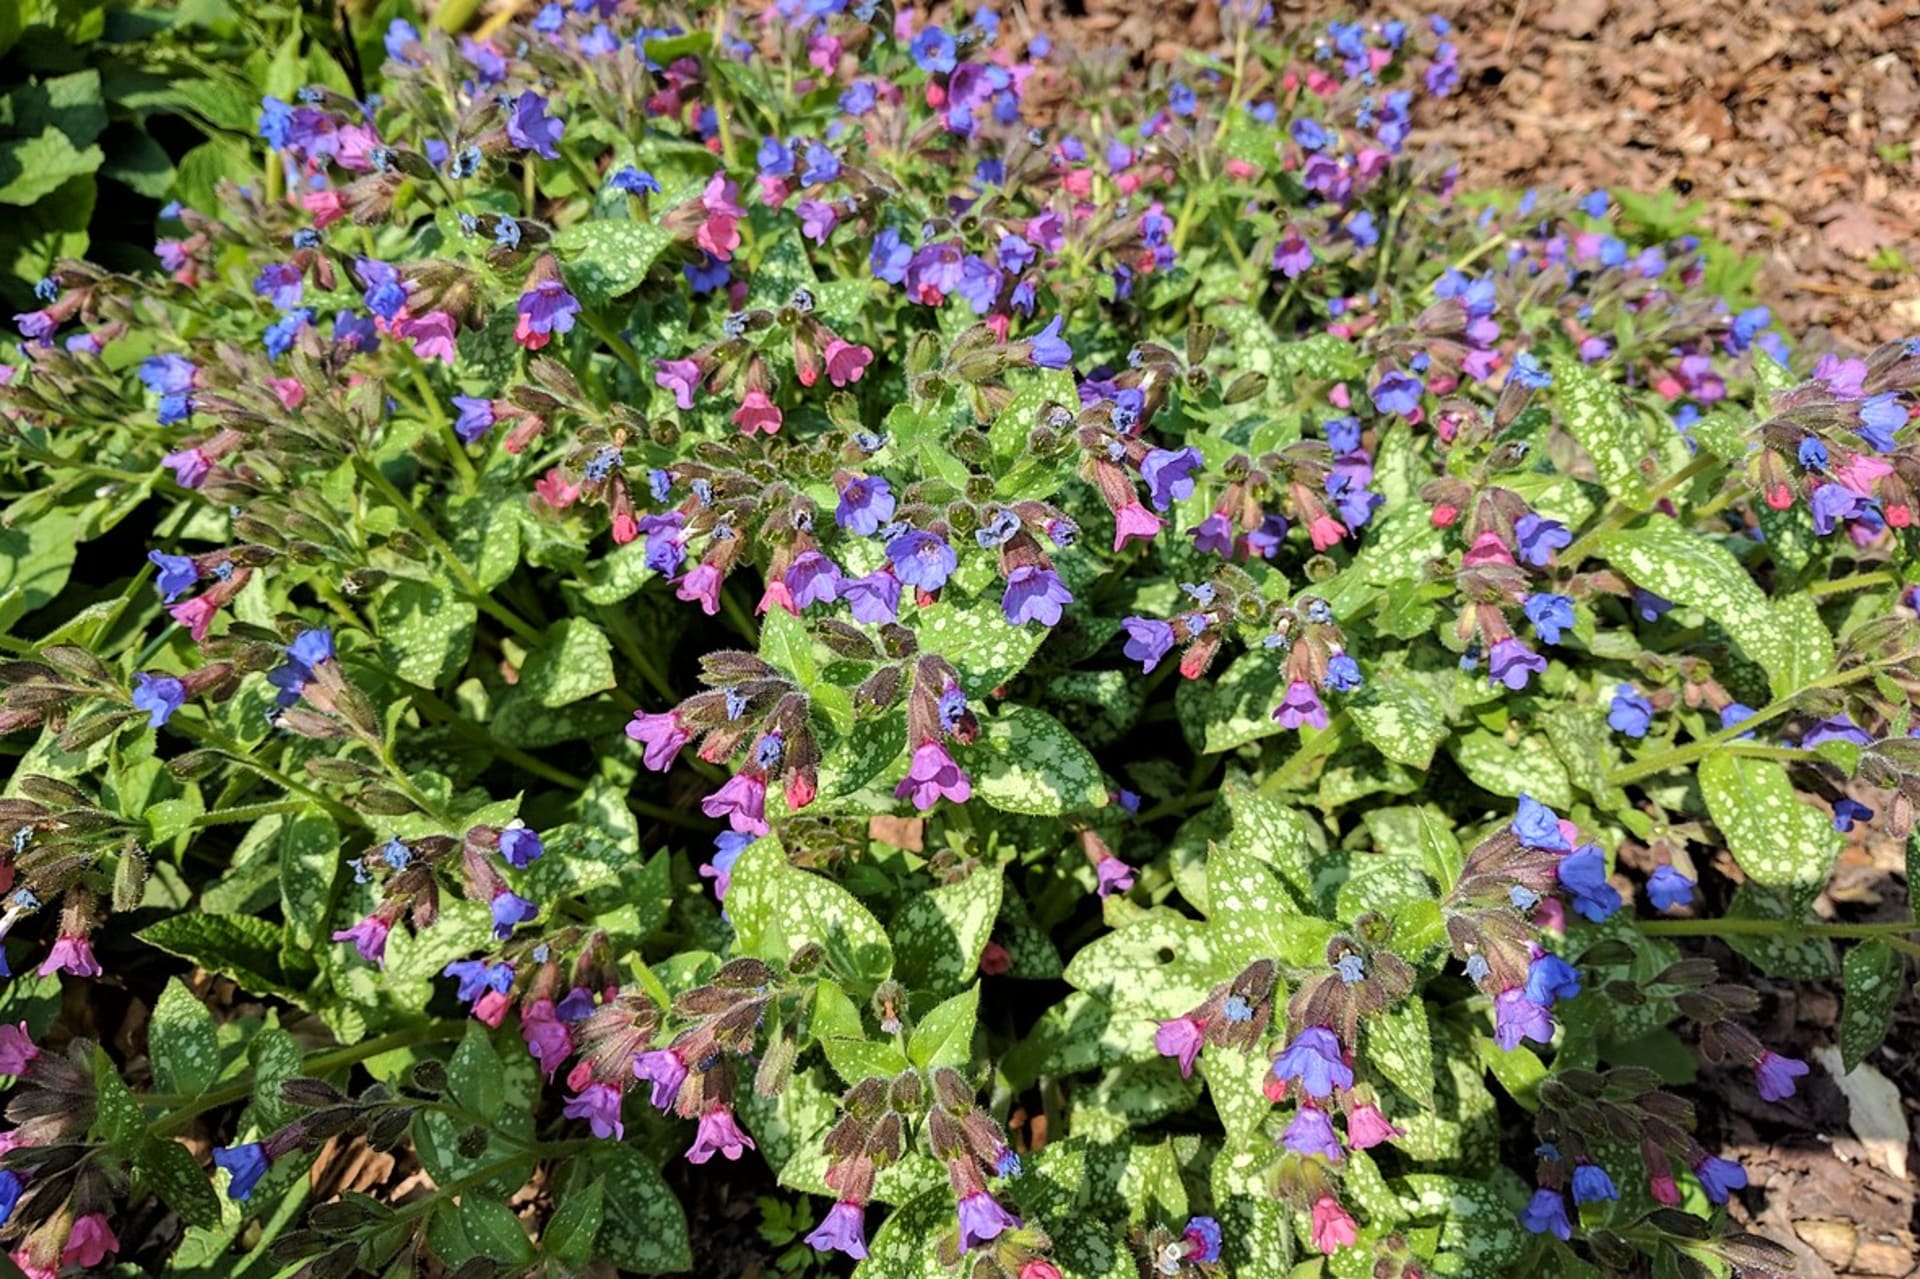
[1,3,1916,1277]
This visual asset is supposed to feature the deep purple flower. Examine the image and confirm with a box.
[1753,1051,1809,1102]
[836,475,895,535]
[785,551,843,610]
[886,528,956,592]
[1190,511,1235,557]
[1183,1216,1222,1264]
[1802,714,1872,748]
[506,90,564,158]
[213,1143,270,1201]
[516,279,580,345]
[633,1049,689,1111]
[499,828,543,868]
[895,741,972,811]
[1001,565,1071,626]
[1120,618,1176,673]
[805,1201,868,1260]
[331,915,391,967]
[1512,513,1571,567]
[702,772,770,835]
[956,1191,1018,1251]
[1273,680,1328,730]
[1608,685,1653,737]
[1370,371,1424,416]
[253,262,304,309]
[1558,843,1622,922]
[1271,1026,1352,1098]
[451,395,495,444]
[1691,1154,1747,1204]
[1283,1105,1345,1162]
[688,1105,756,1164]
[627,710,691,771]
[1027,316,1072,370]
[1493,987,1555,1051]
[1647,864,1694,911]
[1487,637,1546,690]
[563,1081,624,1140]
[132,673,186,728]
[1519,1188,1571,1240]
[1273,231,1316,280]
[1139,447,1201,510]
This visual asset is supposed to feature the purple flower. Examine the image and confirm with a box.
[956,255,1003,313]
[563,1081,624,1140]
[1571,1163,1617,1204]
[517,279,580,342]
[886,528,956,593]
[805,1201,868,1260]
[1519,1188,1571,1240]
[1095,857,1135,898]
[131,673,186,728]
[253,262,304,310]
[1183,1217,1222,1264]
[1557,843,1622,923]
[1120,618,1176,673]
[1140,447,1202,510]
[1512,513,1571,567]
[1753,1051,1809,1102]
[633,1049,689,1111]
[626,710,690,771]
[688,1105,756,1164]
[1283,1106,1344,1162]
[700,829,753,902]
[213,1143,270,1201]
[1810,482,1872,535]
[955,1191,1018,1251]
[162,447,211,490]
[1608,685,1653,737]
[1190,512,1235,557]
[1524,593,1574,644]
[1273,680,1328,730]
[836,475,895,536]
[499,828,543,868]
[1493,987,1555,1051]
[1273,229,1314,278]
[1691,1154,1747,1204]
[1487,637,1546,690]
[1856,393,1904,452]
[506,90,564,159]
[895,741,972,811]
[1271,1027,1352,1098]
[1001,565,1072,626]
[785,551,843,610]
[796,198,838,243]
[1832,797,1874,831]
[1647,865,1694,911]
[490,889,538,940]
[655,357,702,410]
[1155,1016,1206,1077]
[1027,316,1072,370]
[451,396,495,444]
[1324,653,1362,693]
[1814,354,1868,399]
[1802,715,1872,748]
[443,959,513,1003]
[702,772,770,835]
[149,550,198,603]
[843,568,903,624]
[1370,371,1424,416]
[870,227,912,283]
[331,915,392,967]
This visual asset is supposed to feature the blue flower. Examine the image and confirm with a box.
[132,673,187,728]
[213,1143,270,1201]
[1519,1188,1571,1240]
[1856,393,1905,452]
[1324,654,1363,693]
[1557,843,1622,922]
[1370,371,1424,416]
[1512,794,1570,852]
[910,26,956,73]
[1524,953,1581,1006]
[149,550,198,603]
[1571,1163,1617,1205]
[1798,437,1830,469]
[1608,685,1654,738]
[1524,593,1575,645]
[1509,351,1553,390]
[1832,797,1874,832]
[1647,865,1694,911]
[1027,315,1073,369]
[608,166,660,195]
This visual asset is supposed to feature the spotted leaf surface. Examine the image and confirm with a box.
[727,836,893,982]
[966,703,1106,816]
[1699,753,1839,897]
[555,220,675,305]
[1838,940,1902,1072]
[1555,358,1652,508]
[892,865,1003,995]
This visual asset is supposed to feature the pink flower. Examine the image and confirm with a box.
[38,936,101,978]
[0,1021,39,1075]
[626,710,691,771]
[702,772,770,835]
[893,741,972,811]
[1309,1196,1357,1254]
[1461,530,1515,567]
[535,468,581,509]
[675,563,723,615]
[1307,513,1348,551]
[1095,856,1136,898]
[1649,1171,1681,1205]
[824,339,874,387]
[168,595,220,640]
[733,389,783,435]
[1154,1016,1205,1078]
[63,1213,120,1269]
[1344,1103,1402,1149]
[1112,502,1163,550]
[303,189,347,227]
[397,309,458,364]
[331,914,392,967]
[9,1249,52,1279]
[688,1104,756,1164]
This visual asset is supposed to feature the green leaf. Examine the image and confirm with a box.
[908,584,1048,692]
[592,1146,692,1274]
[449,491,523,591]
[757,606,818,685]
[1722,884,1837,979]
[1476,1036,1547,1111]
[576,539,655,604]
[543,1180,603,1265]
[459,1195,534,1264]
[1838,940,1903,1072]
[1698,753,1839,896]
[91,1045,145,1153]
[1207,836,1335,969]
[379,580,477,689]
[0,127,103,205]
[892,865,1002,995]
[448,1024,506,1118]
[138,1133,221,1230]
[1555,358,1651,507]
[1448,727,1573,809]
[1398,1174,1529,1270]
[1221,780,1316,908]
[1177,649,1285,754]
[811,980,908,1083]
[1201,1045,1275,1144]
[860,1188,954,1278]
[149,978,219,1098]
[278,810,338,951]
[728,837,893,981]
[1365,998,1434,1108]
[1347,678,1447,769]
[907,983,978,1069]
[520,618,616,707]
[1063,911,1232,1020]
[966,703,1106,816]
[137,913,313,1002]
[554,219,675,305]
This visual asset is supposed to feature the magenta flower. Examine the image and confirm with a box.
[1095,856,1136,898]
[1001,564,1072,626]
[805,1200,868,1260]
[331,915,392,967]
[63,1213,120,1269]
[1344,1103,1402,1149]
[687,1104,755,1164]
[1154,1016,1206,1078]
[956,1190,1019,1251]
[895,741,972,811]
[824,338,874,386]
[702,772,770,835]
[633,1049,689,1111]
[0,1021,40,1075]
[1273,680,1328,730]
[675,563,723,615]
[655,357,702,409]
[733,389,783,435]
[627,710,692,771]
[161,447,212,489]
[38,935,101,979]
[1112,502,1162,550]
[1310,1196,1357,1254]
[563,1080,625,1140]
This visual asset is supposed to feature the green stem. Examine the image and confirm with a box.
[578,309,643,378]
[1807,569,1895,598]
[1639,916,1920,959]
[1561,453,1715,565]
[174,723,365,831]
[1259,712,1353,795]
[628,795,712,832]
[186,800,310,828]
[1608,663,1882,786]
